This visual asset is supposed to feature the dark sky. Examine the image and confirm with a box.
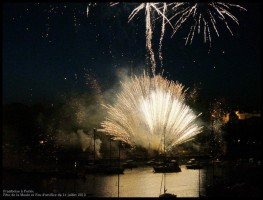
[2,2,261,110]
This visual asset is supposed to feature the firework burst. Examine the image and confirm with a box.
[99,72,202,152]
[110,2,246,71]
[170,2,246,46]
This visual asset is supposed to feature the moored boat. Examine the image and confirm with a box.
[153,160,181,173]
[185,158,203,169]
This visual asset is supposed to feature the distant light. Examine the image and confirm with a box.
[39,140,44,144]
[238,139,240,143]
[64,77,67,80]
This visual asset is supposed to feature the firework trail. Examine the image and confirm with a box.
[128,3,176,75]
[112,3,173,75]
[158,3,167,71]
[145,3,157,75]
[99,72,202,152]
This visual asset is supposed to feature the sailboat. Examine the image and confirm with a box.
[153,159,181,173]
[104,138,124,175]
[185,158,203,169]
[156,133,178,198]
[85,128,105,174]
[158,170,177,198]
[153,135,181,173]
[85,129,124,174]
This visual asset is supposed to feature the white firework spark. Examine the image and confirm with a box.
[99,72,202,152]
[87,2,97,17]
[109,2,119,7]
[170,2,247,46]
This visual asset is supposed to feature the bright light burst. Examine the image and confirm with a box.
[99,73,202,152]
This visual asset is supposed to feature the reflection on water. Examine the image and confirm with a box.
[3,166,206,197]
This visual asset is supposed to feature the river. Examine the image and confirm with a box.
[3,165,209,197]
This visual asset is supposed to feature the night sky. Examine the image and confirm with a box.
[3,2,261,110]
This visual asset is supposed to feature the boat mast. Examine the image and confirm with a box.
[93,128,96,163]
[199,149,201,197]
[118,141,121,197]
[109,136,112,167]
[163,132,166,194]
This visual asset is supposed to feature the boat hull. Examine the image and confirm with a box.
[153,164,181,173]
